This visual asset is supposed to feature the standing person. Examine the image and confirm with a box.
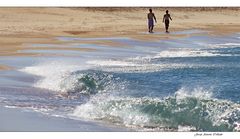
[162,10,172,33]
[147,9,157,33]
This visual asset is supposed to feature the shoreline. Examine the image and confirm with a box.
[1,27,239,69]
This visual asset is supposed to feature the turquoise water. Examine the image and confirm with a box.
[0,30,240,131]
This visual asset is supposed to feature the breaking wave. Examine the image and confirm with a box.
[58,70,126,97]
[72,87,240,131]
[20,62,126,98]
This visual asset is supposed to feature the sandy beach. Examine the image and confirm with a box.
[0,8,240,59]
[1,8,240,132]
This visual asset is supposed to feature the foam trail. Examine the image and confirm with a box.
[155,49,219,58]
[218,43,240,46]
[87,60,136,67]
[86,59,205,73]
[198,43,240,48]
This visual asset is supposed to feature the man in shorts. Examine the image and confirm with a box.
[147,9,157,33]
[162,10,172,33]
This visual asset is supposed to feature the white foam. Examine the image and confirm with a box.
[19,61,90,92]
[87,60,136,67]
[87,58,207,73]
[218,43,240,46]
[178,125,196,131]
[233,121,240,131]
[154,49,220,58]
[87,57,235,73]
[87,59,165,73]
[199,43,240,48]
[131,48,232,61]
[174,87,213,100]
[71,95,154,128]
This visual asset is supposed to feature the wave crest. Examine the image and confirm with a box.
[72,87,240,131]
[59,70,124,97]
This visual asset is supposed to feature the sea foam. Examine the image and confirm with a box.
[72,86,240,131]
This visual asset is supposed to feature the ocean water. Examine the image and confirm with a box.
[1,30,240,131]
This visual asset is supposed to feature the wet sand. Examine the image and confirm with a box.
[0,106,128,131]
[0,65,11,70]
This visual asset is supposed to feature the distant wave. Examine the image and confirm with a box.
[198,42,240,48]
[135,47,239,59]
[148,49,227,58]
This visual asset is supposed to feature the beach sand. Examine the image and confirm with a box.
[0,8,240,58]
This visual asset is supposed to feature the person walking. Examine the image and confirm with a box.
[147,9,157,33]
[163,10,172,33]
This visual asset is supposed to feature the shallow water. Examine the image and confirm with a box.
[140,29,208,35]
[1,30,240,131]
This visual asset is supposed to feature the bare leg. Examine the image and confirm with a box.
[149,26,153,33]
[165,20,170,33]
[166,26,169,33]
[151,26,154,33]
